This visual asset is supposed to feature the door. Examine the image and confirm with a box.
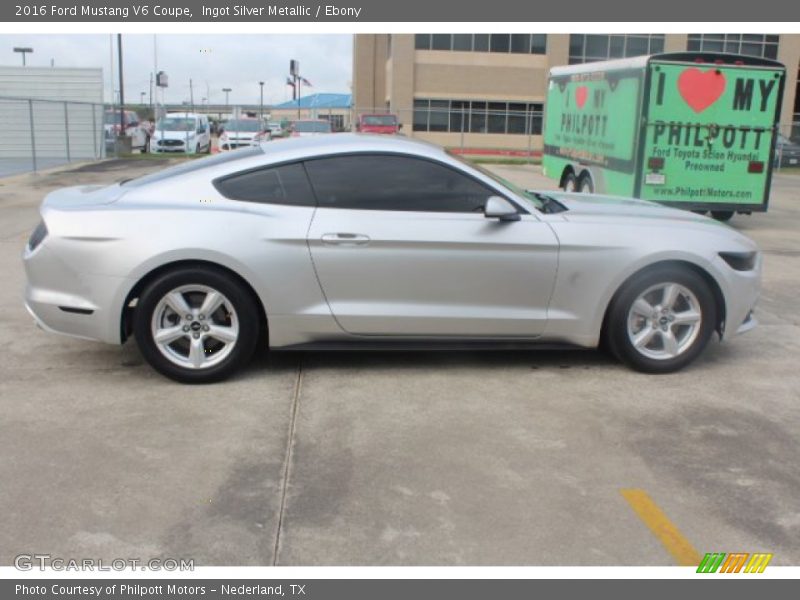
[305,154,560,337]
[639,60,784,210]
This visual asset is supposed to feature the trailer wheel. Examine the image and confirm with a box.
[578,173,594,193]
[562,172,578,192]
[711,211,734,222]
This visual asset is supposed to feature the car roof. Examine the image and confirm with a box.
[257,133,447,163]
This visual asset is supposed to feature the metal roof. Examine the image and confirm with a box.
[272,93,352,110]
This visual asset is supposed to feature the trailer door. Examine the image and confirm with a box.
[638,59,785,213]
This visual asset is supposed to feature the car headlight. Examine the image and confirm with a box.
[28,220,48,251]
[719,251,758,271]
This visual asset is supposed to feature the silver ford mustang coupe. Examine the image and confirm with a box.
[23,134,761,383]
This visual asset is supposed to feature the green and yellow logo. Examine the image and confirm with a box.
[697,552,773,573]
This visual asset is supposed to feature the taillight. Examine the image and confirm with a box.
[748,161,764,174]
[648,156,665,170]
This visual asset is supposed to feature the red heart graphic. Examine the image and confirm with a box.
[677,68,726,113]
[575,86,589,109]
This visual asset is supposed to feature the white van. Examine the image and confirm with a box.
[150,113,211,154]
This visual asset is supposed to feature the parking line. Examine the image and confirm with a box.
[620,488,701,566]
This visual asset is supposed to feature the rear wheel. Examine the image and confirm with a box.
[711,210,734,222]
[605,265,716,373]
[133,267,260,383]
[578,173,594,193]
[562,172,578,192]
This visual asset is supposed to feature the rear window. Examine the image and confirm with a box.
[121,146,263,188]
[214,163,316,206]
[362,115,397,126]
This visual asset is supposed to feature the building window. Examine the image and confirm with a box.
[414,34,547,55]
[412,99,544,135]
[568,34,665,64]
[687,34,779,60]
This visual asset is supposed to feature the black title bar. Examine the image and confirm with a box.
[3,0,800,22]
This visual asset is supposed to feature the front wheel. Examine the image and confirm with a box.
[133,267,260,383]
[605,266,717,373]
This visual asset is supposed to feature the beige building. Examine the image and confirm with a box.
[353,34,800,152]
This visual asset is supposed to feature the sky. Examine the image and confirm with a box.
[0,34,353,106]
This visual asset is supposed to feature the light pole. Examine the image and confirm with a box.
[259,81,264,121]
[222,88,232,112]
[13,47,33,66]
[140,91,146,105]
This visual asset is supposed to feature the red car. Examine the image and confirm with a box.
[355,114,401,134]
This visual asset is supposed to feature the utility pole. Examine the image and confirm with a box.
[117,34,125,135]
[189,78,194,113]
[259,81,264,121]
[149,72,153,113]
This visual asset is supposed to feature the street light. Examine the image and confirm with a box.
[222,88,232,108]
[13,47,33,66]
[259,81,264,121]
[140,91,146,105]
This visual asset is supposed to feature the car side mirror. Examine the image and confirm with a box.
[484,196,520,221]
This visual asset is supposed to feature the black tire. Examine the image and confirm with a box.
[578,173,594,193]
[711,210,734,222]
[133,267,260,383]
[605,265,717,374]
[562,172,578,192]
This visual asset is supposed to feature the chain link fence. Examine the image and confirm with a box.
[0,96,105,177]
[351,104,544,157]
[774,121,800,171]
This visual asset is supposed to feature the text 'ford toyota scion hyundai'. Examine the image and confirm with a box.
[23,135,761,383]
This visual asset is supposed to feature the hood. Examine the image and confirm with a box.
[153,129,197,140]
[223,130,258,139]
[545,192,717,225]
[360,125,398,134]
[41,184,126,211]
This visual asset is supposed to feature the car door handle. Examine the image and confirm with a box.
[321,233,371,246]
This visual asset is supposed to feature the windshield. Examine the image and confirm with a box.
[121,146,263,188]
[225,120,263,132]
[446,151,544,210]
[156,117,197,132]
[362,115,396,126]
[295,121,331,133]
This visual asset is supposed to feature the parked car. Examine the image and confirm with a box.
[150,113,211,154]
[24,134,761,383]
[267,122,284,137]
[218,119,271,151]
[104,110,149,152]
[774,134,800,168]
[290,119,332,137]
[355,113,401,134]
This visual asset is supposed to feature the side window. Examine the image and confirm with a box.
[214,162,316,206]
[304,154,496,213]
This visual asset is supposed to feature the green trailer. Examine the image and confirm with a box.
[542,52,786,221]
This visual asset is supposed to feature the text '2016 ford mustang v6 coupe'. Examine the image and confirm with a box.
[23,134,761,383]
